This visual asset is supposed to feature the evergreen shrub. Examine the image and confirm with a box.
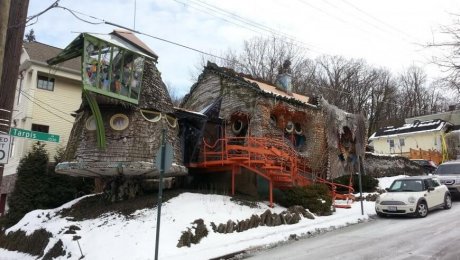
[280,183,333,216]
[333,174,379,193]
[3,143,93,227]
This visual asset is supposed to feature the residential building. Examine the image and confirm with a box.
[0,41,81,214]
[180,61,366,204]
[368,119,452,164]
[48,30,187,202]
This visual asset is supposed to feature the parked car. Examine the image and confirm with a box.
[410,159,437,174]
[375,176,451,218]
[435,160,460,196]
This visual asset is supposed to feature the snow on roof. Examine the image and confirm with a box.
[244,77,311,105]
[369,119,449,140]
[174,107,206,117]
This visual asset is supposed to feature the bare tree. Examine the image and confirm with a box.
[428,18,460,98]
[164,81,183,107]
[194,36,313,87]
[398,66,429,118]
[367,69,399,135]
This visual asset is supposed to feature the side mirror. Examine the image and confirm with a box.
[385,188,390,192]
[427,187,434,192]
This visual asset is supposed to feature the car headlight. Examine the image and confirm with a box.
[408,196,416,203]
[375,196,380,204]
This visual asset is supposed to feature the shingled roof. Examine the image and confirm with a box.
[369,119,450,139]
[182,62,318,108]
[23,41,80,71]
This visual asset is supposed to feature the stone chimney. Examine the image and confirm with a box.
[275,59,293,95]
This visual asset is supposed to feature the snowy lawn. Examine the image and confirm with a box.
[0,176,405,260]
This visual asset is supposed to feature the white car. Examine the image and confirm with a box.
[375,176,452,218]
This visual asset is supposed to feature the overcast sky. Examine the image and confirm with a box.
[27,0,460,97]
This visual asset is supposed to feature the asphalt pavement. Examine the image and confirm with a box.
[247,201,460,260]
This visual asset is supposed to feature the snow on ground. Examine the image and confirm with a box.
[0,176,404,260]
[378,175,407,190]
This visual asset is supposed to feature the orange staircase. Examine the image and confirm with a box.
[189,136,354,208]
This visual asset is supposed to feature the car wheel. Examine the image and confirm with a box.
[376,212,386,218]
[415,201,428,218]
[444,194,452,210]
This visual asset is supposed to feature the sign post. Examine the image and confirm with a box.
[154,129,173,260]
[9,127,60,143]
[0,134,11,164]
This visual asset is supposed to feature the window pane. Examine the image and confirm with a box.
[37,76,54,91]
[31,124,49,133]
[84,38,104,89]
[129,55,144,100]
[99,43,111,91]
[110,46,123,95]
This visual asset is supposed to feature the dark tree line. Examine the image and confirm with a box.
[200,36,453,136]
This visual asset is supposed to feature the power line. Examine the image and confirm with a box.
[20,89,72,117]
[189,0,317,49]
[340,0,421,43]
[34,3,432,113]
[321,0,410,42]
[8,0,60,29]
[172,0,325,54]
[57,5,239,65]
[18,89,74,124]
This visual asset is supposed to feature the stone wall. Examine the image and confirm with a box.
[364,153,424,177]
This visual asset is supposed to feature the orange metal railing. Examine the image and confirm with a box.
[196,136,354,208]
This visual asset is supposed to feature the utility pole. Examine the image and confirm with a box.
[0,0,30,185]
[0,0,12,82]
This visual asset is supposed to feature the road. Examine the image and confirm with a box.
[247,201,460,260]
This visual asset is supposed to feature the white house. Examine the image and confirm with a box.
[0,42,82,215]
[369,119,452,164]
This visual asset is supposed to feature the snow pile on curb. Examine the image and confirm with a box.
[0,176,403,260]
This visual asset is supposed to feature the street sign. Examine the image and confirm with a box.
[0,134,11,164]
[9,127,60,143]
[155,142,173,173]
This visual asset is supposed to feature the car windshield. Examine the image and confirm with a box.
[388,179,424,192]
[435,164,460,175]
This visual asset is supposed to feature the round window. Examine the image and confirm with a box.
[294,123,302,135]
[110,114,129,131]
[232,119,243,134]
[85,115,97,131]
[285,121,294,133]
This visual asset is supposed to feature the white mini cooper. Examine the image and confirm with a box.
[375,176,452,217]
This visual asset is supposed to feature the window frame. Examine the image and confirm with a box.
[37,75,55,91]
[82,34,145,104]
[31,123,49,133]
[389,139,395,148]
[109,113,129,131]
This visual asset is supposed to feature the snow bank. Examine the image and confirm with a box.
[1,181,399,260]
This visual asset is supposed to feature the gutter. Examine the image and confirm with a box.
[19,59,80,76]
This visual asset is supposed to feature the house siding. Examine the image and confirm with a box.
[372,131,443,155]
[4,62,81,177]
[32,70,81,160]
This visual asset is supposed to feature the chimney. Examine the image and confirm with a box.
[275,59,293,95]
